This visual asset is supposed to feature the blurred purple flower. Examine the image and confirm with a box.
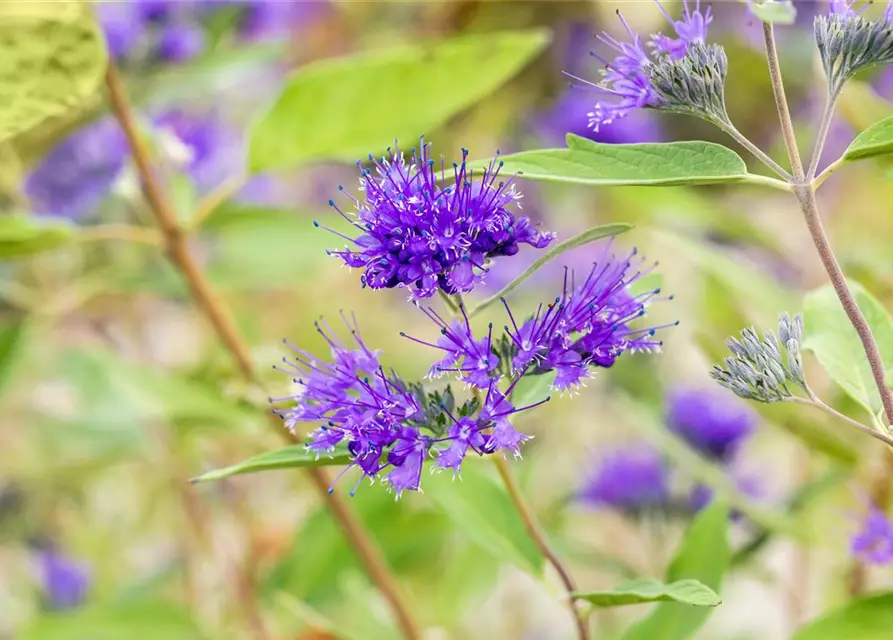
[239,0,327,39]
[851,504,893,565]
[665,386,757,461]
[578,445,670,512]
[24,118,129,219]
[156,22,206,62]
[26,110,242,219]
[535,90,663,145]
[38,549,90,610]
[324,140,554,299]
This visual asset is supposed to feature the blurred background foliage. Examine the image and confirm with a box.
[1,1,893,639]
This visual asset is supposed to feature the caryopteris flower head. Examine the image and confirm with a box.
[815,1,893,96]
[710,312,807,403]
[38,548,90,611]
[578,445,670,513]
[324,139,554,299]
[502,245,674,392]
[851,503,893,565]
[665,386,758,461]
[272,316,542,496]
[568,0,715,131]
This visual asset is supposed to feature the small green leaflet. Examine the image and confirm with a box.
[190,445,352,483]
[843,116,893,162]
[0,214,75,259]
[575,578,721,609]
[747,0,797,25]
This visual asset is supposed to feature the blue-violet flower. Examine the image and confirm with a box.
[322,140,555,299]
[578,445,670,512]
[851,503,893,565]
[38,548,90,611]
[665,386,757,461]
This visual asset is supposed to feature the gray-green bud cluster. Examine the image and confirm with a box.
[647,42,730,127]
[815,11,893,97]
[710,313,807,403]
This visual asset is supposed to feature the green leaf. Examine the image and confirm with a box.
[0,2,107,143]
[249,29,550,172]
[844,116,893,162]
[748,0,797,25]
[476,137,749,188]
[468,223,633,317]
[576,578,721,609]
[0,214,74,259]
[791,593,893,640]
[191,445,352,483]
[802,280,893,416]
[428,462,544,575]
[623,503,729,640]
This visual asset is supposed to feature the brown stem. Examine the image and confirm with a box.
[492,457,590,640]
[762,22,804,181]
[104,63,422,640]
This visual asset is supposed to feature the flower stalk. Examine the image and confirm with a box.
[104,61,422,640]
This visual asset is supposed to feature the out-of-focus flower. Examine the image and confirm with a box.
[568,0,713,131]
[156,22,206,62]
[238,0,328,40]
[95,3,145,60]
[665,386,758,461]
[25,110,241,219]
[323,140,554,299]
[24,118,129,219]
[851,503,893,565]
[272,316,543,496]
[502,245,671,392]
[38,548,90,610]
[578,445,670,512]
[688,474,762,519]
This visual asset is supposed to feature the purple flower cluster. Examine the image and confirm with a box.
[25,111,239,219]
[272,316,542,497]
[568,0,712,131]
[851,503,893,565]
[400,243,671,394]
[578,445,670,512]
[323,140,555,299]
[37,548,90,611]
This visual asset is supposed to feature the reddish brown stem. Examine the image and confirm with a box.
[104,63,421,640]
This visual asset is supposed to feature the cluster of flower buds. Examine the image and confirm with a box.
[710,313,807,403]
[815,0,893,96]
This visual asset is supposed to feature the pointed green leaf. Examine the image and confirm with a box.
[249,29,550,172]
[190,445,352,483]
[475,137,748,188]
[469,223,633,317]
[0,318,27,397]
[428,462,544,575]
[576,579,721,609]
[844,116,893,162]
[802,280,893,416]
[622,503,729,640]
[0,2,107,143]
[0,214,74,259]
[748,0,797,25]
[791,593,893,640]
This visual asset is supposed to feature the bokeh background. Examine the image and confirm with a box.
[2,1,893,638]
